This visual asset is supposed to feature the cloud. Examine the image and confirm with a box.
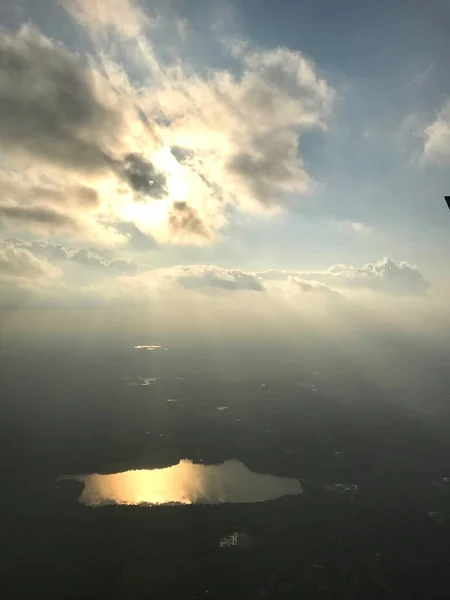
[292,277,343,299]
[0,27,169,242]
[4,238,143,274]
[0,4,336,246]
[64,0,151,38]
[0,204,80,233]
[223,47,333,208]
[168,202,213,242]
[423,101,450,163]
[113,221,158,251]
[0,171,102,235]
[325,258,429,296]
[4,238,428,299]
[150,46,334,213]
[0,25,123,173]
[3,237,263,294]
[163,265,265,292]
[108,257,139,274]
[121,153,168,198]
[0,238,436,321]
[258,257,429,296]
[0,172,100,209]
[0,239,61,306]
[0,240,59,280]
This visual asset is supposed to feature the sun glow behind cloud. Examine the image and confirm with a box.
[0,1,335,248]
[117,146,195,238]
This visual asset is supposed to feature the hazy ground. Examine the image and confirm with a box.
[1,336,450,599]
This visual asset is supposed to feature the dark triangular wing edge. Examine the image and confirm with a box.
[446,197,450,211]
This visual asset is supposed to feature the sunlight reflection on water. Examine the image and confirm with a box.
[61,459,303,506]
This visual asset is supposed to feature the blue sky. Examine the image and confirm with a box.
[1,0,449,309]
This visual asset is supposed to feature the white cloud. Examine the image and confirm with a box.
[258,257,429,296]
[0,238,430,309]
[0,240,59,280]
[63,0,152,38]
[4,238,429,301]
[423,101,450,163]
[5,238,146,274]
[0,239,61,305]
[150,46,334,213]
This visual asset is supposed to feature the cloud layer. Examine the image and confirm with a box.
[1,238,430,308]
[5,238,143,274]
[258,257,429,297]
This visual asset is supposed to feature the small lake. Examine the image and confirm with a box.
[61,459,303,506]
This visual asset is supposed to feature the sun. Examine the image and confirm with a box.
[116,146,191,233]
[152,147,190,202]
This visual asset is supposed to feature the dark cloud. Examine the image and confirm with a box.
[0,173,100,234]
[227,131,305,207]
[1,173,99,209]
[0,26,122,172]
[170,146,194,164]
[50,185,98,207]
[0,204,78,229]
[169,202,211,240]
[29,184,99,208]
[122,153,167,198]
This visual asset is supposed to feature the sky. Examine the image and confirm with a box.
[0,0,449,347]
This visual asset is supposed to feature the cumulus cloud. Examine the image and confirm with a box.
[258,257,429,297]
[0,236,435,317]
[163,265,265,292]
[3,239,428,299]
[148,46,333,213]
[0,25,123,172]
[423,101,450,163]
[4,238,143,274]
[0,239,61,306]
[0,240,59,280]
